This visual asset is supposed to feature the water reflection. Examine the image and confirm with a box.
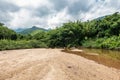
[82,48,120,60]
[63,48,120,69]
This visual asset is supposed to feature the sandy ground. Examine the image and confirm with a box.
[0,49,120,80]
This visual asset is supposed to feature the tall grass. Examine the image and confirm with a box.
[0,40,48,51]
[82,36,120,50]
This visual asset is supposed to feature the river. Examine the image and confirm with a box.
[63,48,120,69]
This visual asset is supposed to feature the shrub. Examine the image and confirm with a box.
[0,40,48,51]
[82,35,120,50]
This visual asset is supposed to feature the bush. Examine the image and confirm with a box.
[82,35,120,50]
[0,40,48,51]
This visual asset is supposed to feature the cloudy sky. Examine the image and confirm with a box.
[0,0,120,29]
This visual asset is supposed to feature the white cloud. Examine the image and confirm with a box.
[9,9,42,29]
[0,0,120,29]
[81,0,120,21]
[47,8,72,29]
[5,0,51,8]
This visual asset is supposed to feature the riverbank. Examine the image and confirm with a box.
[0,49,120,80]
[63,48,120,69]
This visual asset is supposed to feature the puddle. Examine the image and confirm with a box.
[62,49,120,70]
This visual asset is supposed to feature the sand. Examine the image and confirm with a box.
[0,48,120,80]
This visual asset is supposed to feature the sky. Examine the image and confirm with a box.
[0,0,120,29]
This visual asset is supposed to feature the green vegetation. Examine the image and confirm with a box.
[0,40,47,51]
[82,35,120,50]
[0,25,17,40]
[46,12,120,49]
[47,21,84,48]
[0,24,47,50]
[0,12,120,50]
[18,26,48,34]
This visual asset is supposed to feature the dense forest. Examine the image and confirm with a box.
[0,12,120,50]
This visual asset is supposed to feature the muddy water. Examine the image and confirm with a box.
[63,48,120,69]
[82,48,120,60]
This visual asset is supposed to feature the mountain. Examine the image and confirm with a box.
[16,26,48,34]
[95,16,105,20]
[94,14,113,21]
[15,28,26,33]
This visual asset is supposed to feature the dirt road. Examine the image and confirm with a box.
[0,49,120,80]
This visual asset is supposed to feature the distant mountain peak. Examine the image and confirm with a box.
[32,26,38,29]
[15,26,48,34]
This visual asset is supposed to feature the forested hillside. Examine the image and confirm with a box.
[17,26,48,34]
[46,12,120,49]
[0,23,17,40]
[0,12,120,50]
